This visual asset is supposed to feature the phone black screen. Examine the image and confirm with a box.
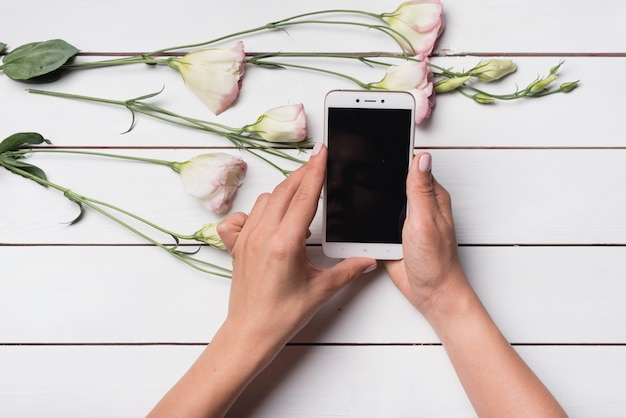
[326,107,412,244]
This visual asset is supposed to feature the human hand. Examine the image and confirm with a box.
[218,143,377,350]
[385,153,468,317]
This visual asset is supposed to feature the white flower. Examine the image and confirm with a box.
[168,42,246,115]
[381,0,445,55]
[174,153,247,214]
[246,104,308,142]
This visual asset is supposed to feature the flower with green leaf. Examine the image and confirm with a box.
[4,4,580,131]
[0,132,233,278]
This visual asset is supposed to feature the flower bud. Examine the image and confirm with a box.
[550,61,564,75]
[469,59,517,82]
[173,153,247,214]
[168,42,246,115]
[472,93,495,104]
[559,81,579,93]
[246,104,308,142]
[434,75,470,93]
[528,75,558,94]
[194,223,227,250]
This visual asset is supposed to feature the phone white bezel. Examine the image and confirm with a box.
[321,89,415,260]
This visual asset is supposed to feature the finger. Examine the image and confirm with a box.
[320,257,378,295]
[238,192,270,234]
[406,152,438,217]
[432,176,455,224]
[281,143,327,237]
[216,211,248,252]
[254,161,309,228]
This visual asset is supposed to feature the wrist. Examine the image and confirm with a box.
[417,271,478,329]
[217,318,287,373]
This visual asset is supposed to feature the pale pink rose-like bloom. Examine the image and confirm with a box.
[168,42,246,115]
[173,153,247,214]
[369,55,435,124]
[246,103,308,142]
[381,0,445,55]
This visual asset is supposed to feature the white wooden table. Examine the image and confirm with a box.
[2,1,626,416]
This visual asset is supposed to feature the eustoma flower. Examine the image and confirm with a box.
[172,153,247,214]
[244,103,308,142]
[168,42,246,115]
[0,132,233,277]
[381,0,445,55]
[369,55,434,124]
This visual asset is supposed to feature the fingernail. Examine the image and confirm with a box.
[418,153,432,173]
[311,142,323,156]
[363,263,377,274]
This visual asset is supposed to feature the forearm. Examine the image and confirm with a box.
[148,320,283,418]
[424,278,567,418]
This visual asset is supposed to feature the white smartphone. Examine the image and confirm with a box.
[322,89,415,260]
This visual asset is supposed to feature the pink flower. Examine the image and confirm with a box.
[381,0,445,55]
[168,42,246,115]
[369,55,435,124]
[246,103,308,142]
[173,153,247,214]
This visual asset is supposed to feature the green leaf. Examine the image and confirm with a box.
[0,156,49,185]
[2,39,79,81]
[0,42,6,53]
[0,132,51,154]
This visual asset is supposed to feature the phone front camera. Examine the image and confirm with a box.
[381,99,385,103]
[356,99,360,103]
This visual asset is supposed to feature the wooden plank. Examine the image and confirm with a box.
[1,246,624,344]
[0,344,624,417]
[3,149,626,245]
[3,0,625,53]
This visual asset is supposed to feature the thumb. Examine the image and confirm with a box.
[406,152,437,215]
[323,257,378,291]
[216,211,248,253]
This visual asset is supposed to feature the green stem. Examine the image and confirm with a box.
[247,56,369,88]
[63,55,170,70]
[152,9,387,53]
[11,148,176,169]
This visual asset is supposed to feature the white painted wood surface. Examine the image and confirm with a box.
[2,0,625,416]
